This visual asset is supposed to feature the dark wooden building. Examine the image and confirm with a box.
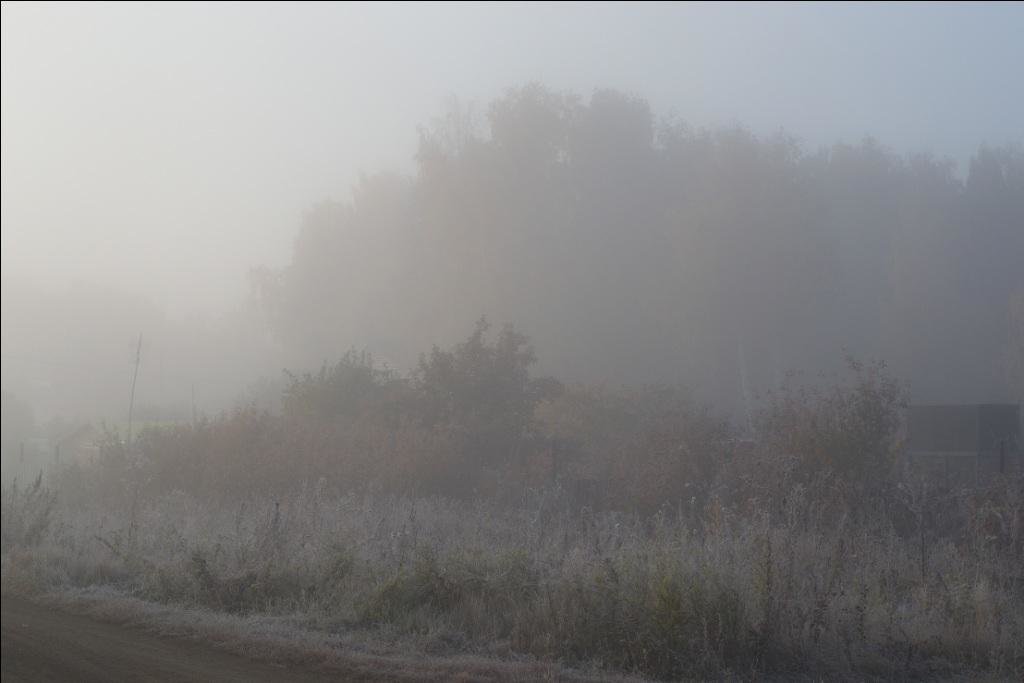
[905,404,1021,483]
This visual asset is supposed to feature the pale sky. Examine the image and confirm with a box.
[3,2,1022,314]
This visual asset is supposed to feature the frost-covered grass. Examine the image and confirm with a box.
[16,586,624,682]
[4,482,1023,681]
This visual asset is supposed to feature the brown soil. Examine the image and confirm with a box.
[1,595,355,682]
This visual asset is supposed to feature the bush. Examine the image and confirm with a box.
[535,384,731,512]
[0,473,56,552]
[283,350,408,423]
[756,357,906,490]
[413,318,559,478]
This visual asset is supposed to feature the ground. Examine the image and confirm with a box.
[1,596,341,683]
[0,593,612,683]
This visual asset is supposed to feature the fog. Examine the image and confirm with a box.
[4,6,1024,678]
[2,2,1023,424]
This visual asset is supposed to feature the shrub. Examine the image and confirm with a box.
[535,384,731,512]
[756,357,906,490]
[413,317,559,473]
[0,473,56,552]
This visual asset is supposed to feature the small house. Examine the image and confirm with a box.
[905,404,1021,483]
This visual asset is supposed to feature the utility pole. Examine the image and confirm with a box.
[127,334,142,445]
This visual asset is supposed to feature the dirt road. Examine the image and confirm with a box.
[1,596,342,682]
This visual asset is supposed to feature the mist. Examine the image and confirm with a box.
[3,3,1023,424]
[4,3,1022,309]
[3,4,1024,680]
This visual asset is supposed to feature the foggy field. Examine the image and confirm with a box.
[3,3,1024,681]
[5,480,1023,680]
[4,341,1024,679]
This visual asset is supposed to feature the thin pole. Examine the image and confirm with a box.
[127,334,142,445]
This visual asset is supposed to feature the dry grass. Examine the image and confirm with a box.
[13,586,634,682]
[4,482,1022,681]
